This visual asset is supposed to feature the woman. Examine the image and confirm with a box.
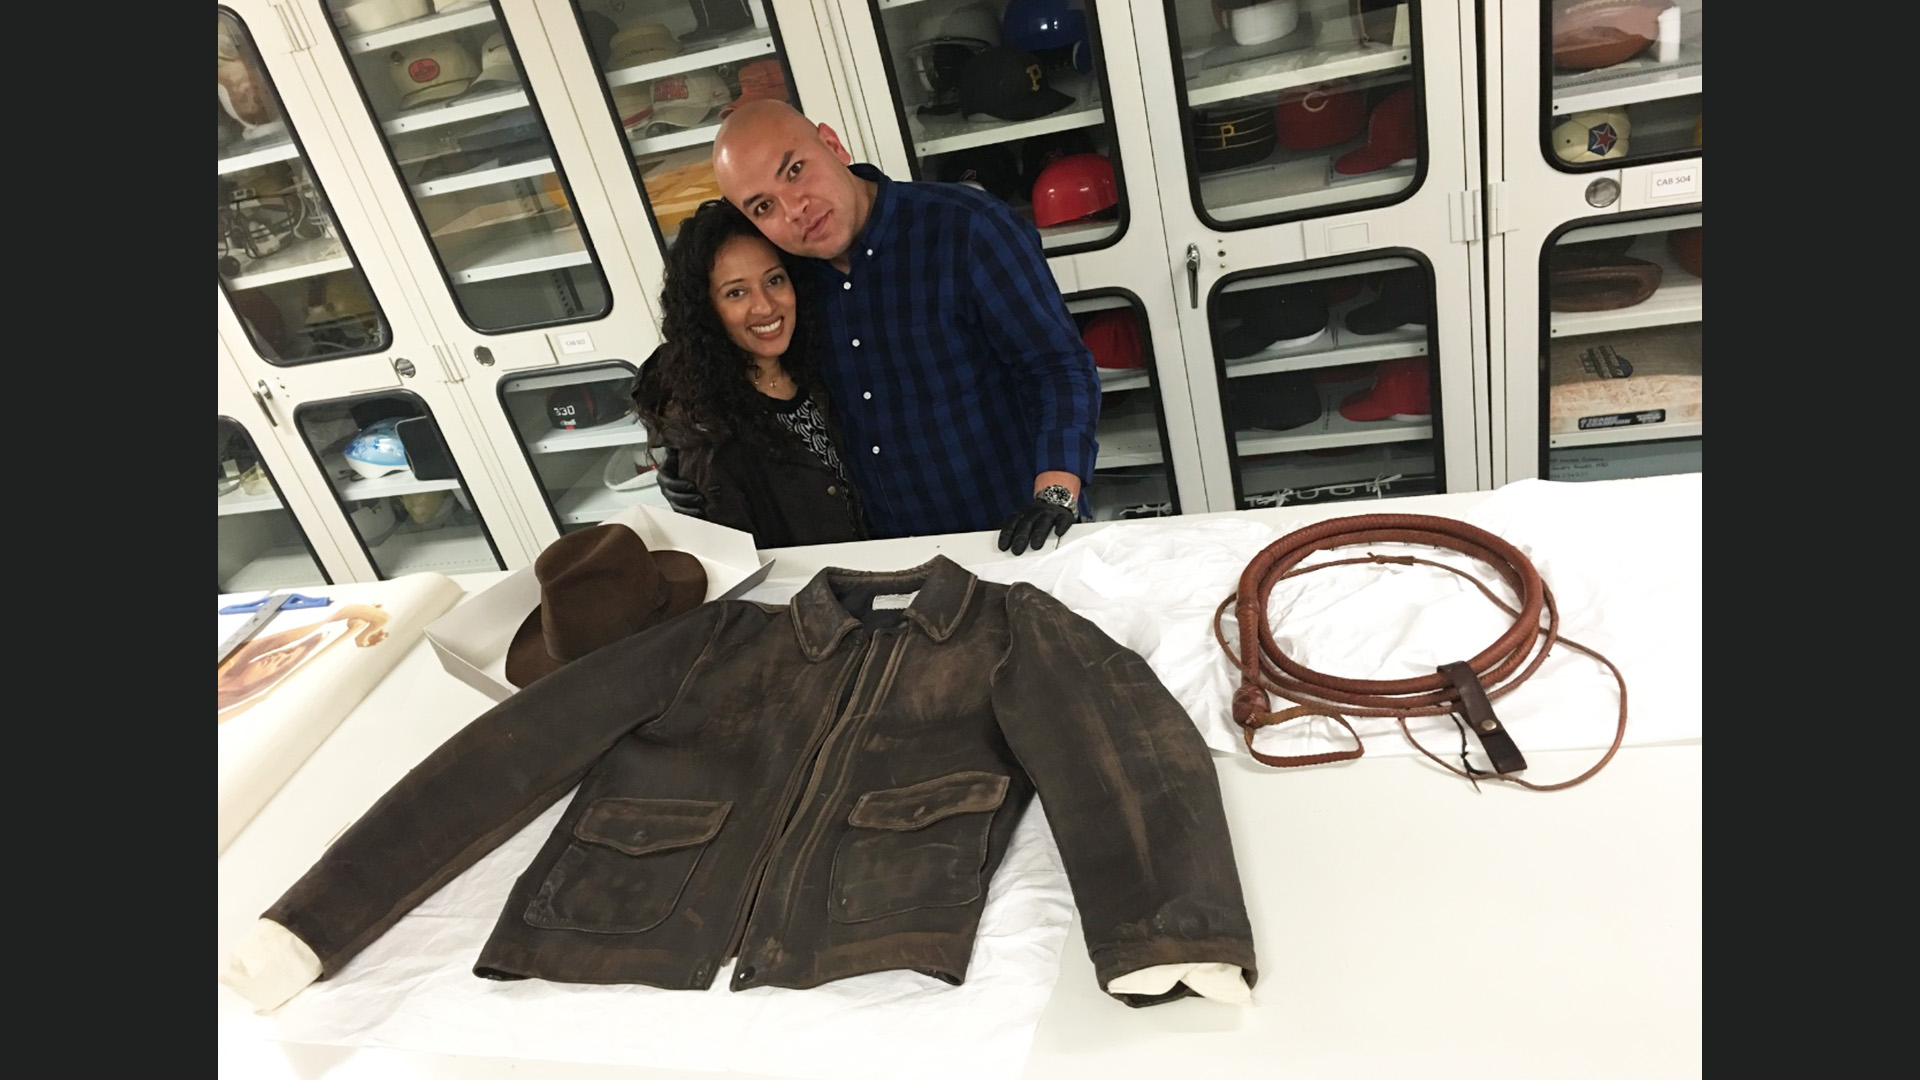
[634,199,868,548]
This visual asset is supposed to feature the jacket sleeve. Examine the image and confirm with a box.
[990,583,1257,1007]
[249,603,732,996]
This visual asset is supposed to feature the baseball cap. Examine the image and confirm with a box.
[721,58,788,118]
[547,381,635,430]
[1192,102,1276,174]
[681,0,755,45]
[935,144,1021,202]
[649,68,731,130]
[1276,83,1366,151]
[607,22,680,68]
[1032,152,1117,227]
[340,0,431,34]
[1196,2,1315,70]
[910,38,990,116]
[1227,371,1322,432]
[1552,108,1631,164]
[1213,283,1329,359]
[1343,268,1430,335]
[1082,310,1146,370]
[466,32,517,92]
[610,81,655,132]
[1333,87,1418,174]
[1339,357,1431,421]
[389,36,480,108]
[922,1,1001,47]
[957,46,1075,122]
[1018,129,1096,191]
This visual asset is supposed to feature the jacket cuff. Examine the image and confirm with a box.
[220,918,322,1013]
[1107,963,1251,1005]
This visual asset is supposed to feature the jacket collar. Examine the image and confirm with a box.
[789,555,977,661]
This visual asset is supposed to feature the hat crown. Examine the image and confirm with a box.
[534,525,673,663]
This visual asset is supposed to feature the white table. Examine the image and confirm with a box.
[218,482,1702,1079]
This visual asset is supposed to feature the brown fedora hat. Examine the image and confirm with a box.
[504,522,707,688]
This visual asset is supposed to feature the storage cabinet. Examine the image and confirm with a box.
[218,0,1701,579]
[1485,0,1704,486]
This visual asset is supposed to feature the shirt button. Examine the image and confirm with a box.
[842,282,851,291]
[827,485,838,495]
[871,446,880,454]
[862,391,872,400]
[866,248,874,256]
[851,338,860,347]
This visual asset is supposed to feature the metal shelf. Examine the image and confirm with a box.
[1224,327,1427,379]
[1551,44,1703,115]
[343,5,497,55]
[630,122,723,158]
[217,486,284,517]
[413,156,555,197]
[1186,40,1410,108]
[224,236,351,291]
[526,414,646,455]
[325,455,464,501]
[438,224,590,284]
[1201,149,1414,224]
[1097,408,1165,468]
[217,134,300,176]
[382,87,528,135]
[1038,217,1120,251]
[908,73,1105,157]
[554,474,665,526]
[1098,368,1151,394]
[368,524,497,576]
[220,548,326,594]
[1224,256,1418,293]
[604,28,777,90]
[1551,419,1703,449]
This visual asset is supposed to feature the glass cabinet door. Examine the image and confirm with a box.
[1541,210,1701,480]
[218,417,334,592]
[858,0,1130,256]
[548,0,802,253]
[292,391,507,578]
[497,361,664,534]
[316,0,613,332]
[1160,0,1424,227]
[1072,294,1183,520]
[1211,254,1441,506]
[219,7,393,363]
[1544,0,1701,172]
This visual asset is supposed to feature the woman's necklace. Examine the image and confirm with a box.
[751,363,794,397]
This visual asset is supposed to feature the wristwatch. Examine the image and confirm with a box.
[1035,484,1076,510]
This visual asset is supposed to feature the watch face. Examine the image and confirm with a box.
[1038,484,1077,509]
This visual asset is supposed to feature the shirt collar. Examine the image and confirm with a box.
[845,162,895,264]
[789,554,978,660]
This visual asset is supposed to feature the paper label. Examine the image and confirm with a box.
[871,592,919,610]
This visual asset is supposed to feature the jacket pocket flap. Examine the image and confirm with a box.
[847,772,1008,831]
[573,798,732,856]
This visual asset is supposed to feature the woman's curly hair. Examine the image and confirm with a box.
[637,199,824,462]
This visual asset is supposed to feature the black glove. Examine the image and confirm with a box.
[996,496,1076,556]
[654,448,708,519]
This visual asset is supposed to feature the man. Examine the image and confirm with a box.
[660,100,1101,555]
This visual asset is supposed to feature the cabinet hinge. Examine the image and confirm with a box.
[1449,189,1482,244]
[432,343,467,384]
[1485,181,1511,238]
[273,2,312,53]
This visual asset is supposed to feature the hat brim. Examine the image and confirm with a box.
[966,86,1074,123]
[503,548,709,690]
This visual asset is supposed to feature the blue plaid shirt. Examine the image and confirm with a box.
[808,164,1101,540]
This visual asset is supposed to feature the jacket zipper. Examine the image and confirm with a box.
[721,631,877,963]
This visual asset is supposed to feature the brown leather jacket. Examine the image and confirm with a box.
[262,557,1257,1006]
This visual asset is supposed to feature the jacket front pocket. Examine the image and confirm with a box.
[524,798,732,934]
[830,772,1009,924]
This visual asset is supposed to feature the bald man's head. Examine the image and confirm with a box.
[712,102,874,267]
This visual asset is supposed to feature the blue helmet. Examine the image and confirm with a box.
[1002,0,1092,73]
[344,417,410,481]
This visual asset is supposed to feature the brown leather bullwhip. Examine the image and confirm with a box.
[1212,512,1627,791]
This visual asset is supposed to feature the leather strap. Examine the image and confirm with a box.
[1213,513,1628,791]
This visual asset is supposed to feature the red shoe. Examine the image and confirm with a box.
[1340,357,1431,421]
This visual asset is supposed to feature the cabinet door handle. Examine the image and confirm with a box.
[1185,243,1200,308]
[251,380,279,428]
